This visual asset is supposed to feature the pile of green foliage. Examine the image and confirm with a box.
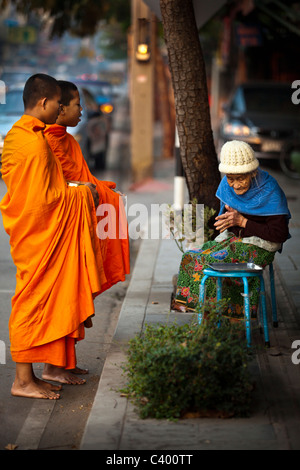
[121,300,253,420]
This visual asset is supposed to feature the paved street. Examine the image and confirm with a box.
[0,97,134,450]
[0,94,300,449]
[81,158,300,451]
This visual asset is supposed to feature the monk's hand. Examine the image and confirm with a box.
[214,205,247,233]
[84,183,99,208]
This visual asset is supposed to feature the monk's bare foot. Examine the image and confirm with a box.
[34,376,62,391]
[42,364,86,385]
[71,366,89,375]
[11,378,60,399]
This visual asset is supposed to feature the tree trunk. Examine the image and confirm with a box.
[155,43,175,158]
[160,0,220,211]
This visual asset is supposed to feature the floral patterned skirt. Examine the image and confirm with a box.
[175,236,275,318]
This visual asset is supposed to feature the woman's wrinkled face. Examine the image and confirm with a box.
[226,173,254,195]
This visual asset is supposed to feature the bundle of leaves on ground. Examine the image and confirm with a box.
[121,300,253,420]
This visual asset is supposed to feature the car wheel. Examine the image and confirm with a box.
[279,143,300,179]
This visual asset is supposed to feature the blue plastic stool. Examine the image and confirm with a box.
[199,267,270,348]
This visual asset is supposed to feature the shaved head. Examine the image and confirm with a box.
[23,74,59,110]
[58,80,78,106]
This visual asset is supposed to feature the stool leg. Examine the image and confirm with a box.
[259,276,270,348]
[198,275,208,324]
[242,277,252,348]
[217,277,222,303]
[269,263,278,327]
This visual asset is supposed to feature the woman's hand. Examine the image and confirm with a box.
[214,205,247,233]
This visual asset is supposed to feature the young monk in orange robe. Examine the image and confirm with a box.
[0,74,106,399]
[44,81,130,296]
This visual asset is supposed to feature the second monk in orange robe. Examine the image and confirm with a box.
[44,80,130,296]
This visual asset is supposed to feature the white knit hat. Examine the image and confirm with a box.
[219,140,259,174]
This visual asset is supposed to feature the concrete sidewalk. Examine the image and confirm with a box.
[81,161,300,451]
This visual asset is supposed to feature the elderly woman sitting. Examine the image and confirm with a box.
[175,140,290,318]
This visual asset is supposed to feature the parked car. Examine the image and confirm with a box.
[0,85,109,170]
[0,68,35,87]
[73,78,114,132]
[0,86,24,158]
[68,86,110,169]
[74,78,114,105]
[218,82,300,178]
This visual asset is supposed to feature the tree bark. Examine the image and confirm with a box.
[160,0,220,210]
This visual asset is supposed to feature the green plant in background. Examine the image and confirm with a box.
[203,205,217,242]
[121,299,253,420]
[164,201,216,253]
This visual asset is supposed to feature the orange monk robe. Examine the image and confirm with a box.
[0,115,107,368]
[44,124,130,294]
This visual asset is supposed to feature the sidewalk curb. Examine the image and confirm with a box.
[80,239,161,450]
[80,193,300,450]
[80,238,293,450]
